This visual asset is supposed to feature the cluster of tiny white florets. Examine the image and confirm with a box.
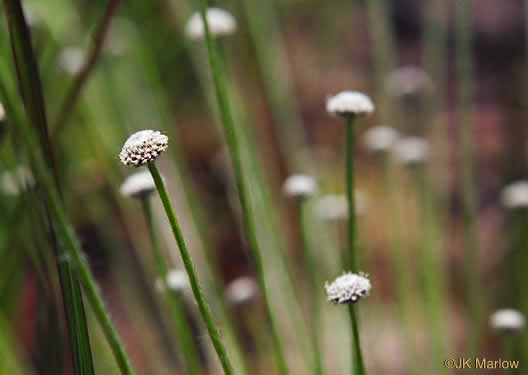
[385,66,433,98]
[1,166,35,196]
[325,272,371,304]
[185,8,237,40]
[120,170,157,198]
[155,269,189,293]
[363,125,400,153]
[489,309,525,333]
[314,192,367,220]
[58,47,85,75]
[326,91,374,118]
[501,181,528,209]
[120,130,168,167]
[282,174,317,199]
[225,276,258,306]
[392,136,430,165]
[0,103,5,122]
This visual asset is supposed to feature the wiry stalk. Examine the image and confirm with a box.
[140,197,202,375]
[345,118,366,375]
[196,1,289,374]
[147,163,234,375]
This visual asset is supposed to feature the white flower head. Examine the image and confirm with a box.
[225,276,258,306]
[120,170,157,198]
[325,272,371,304]
[392,136,430,165]
[282,174,317,199]
[501,181,528,209]
[326,91,374,118]
[0,103,5,122]
[489,309,525,333]
[363,125,399,153]
[120,130,168,167]
[58,47,85,75]
[186,8,237,40]
[315,192,367,220]
[155,269,189,293]
[385,66,433,98]
[1,166,35,196]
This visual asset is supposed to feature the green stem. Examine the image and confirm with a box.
[299,201,324,375]
[147,162,234,375]
[140,197,201,375]
[345,117,366,375]
[196,1,289,374]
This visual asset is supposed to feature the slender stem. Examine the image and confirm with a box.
[299,201,324,375]
[196,1,289,374]
[140,197,201,375]
[344,117,366,375]
[147,163,234,375]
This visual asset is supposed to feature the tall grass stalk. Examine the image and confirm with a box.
[454,0,483,360]
[147,163,235,375]
[196,1,291,374]
[345,118,366,375]
[299,200,324,375]
[140,196,202,375]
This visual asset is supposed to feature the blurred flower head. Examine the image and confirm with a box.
[325,272,371,304]
[315,192,367,220]
[392,136,430,166]
[225,276,258,306]
[282,174,317,199]
[363,125,400,153]
[1,166,35,196]
[385,66,433,99]
[155,269,189,293]
[120,130,168,167]
[58,47,85,75]
[120,170,157,198]
[501,181,528,209]
[489,309,525,333]
[326,91,374,119]
[185,8,237,40]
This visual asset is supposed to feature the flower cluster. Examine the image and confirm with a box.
[120,130,168,167]
[325,272,371,304]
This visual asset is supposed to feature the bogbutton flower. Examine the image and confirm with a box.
[1,166,35,196]
[315,192,367,220]
[120,170,157,198]
[489,309,525,333]
[58,47,85,75]
[326,91,374,119]
[501,181,528,209]
[120,130,168,167]
[392,136,430,166]
[363,125,399,153]
[282,174,317,199]
[225,276,258,306]
[185,8,237,40]
[325,272,371,304]
[155,269,189,293]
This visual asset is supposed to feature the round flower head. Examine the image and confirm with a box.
[385,66,433,99]
[315,192,367,220]
[282,174,317,199]
[120,170,157,198]
[489,309,525,333]
[325,272,371,304]
[120,130,168,167]
[58,47,85,75]
[1,166,35,196]
[326,91,374,119]
[501,181,528,209]
[363,125,399,153]
[392,136,430,166]
[225,276,258,306]
[185,8,237,40]
[155,269,189,293]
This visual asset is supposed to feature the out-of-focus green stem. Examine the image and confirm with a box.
[454,0,482,360]
[345,117,366,375]
[299,201,324,375]
[147,163,234,375]
[195,1,289,374]
[140,197,201,375]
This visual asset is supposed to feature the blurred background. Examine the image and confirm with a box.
[1,0,528,374]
